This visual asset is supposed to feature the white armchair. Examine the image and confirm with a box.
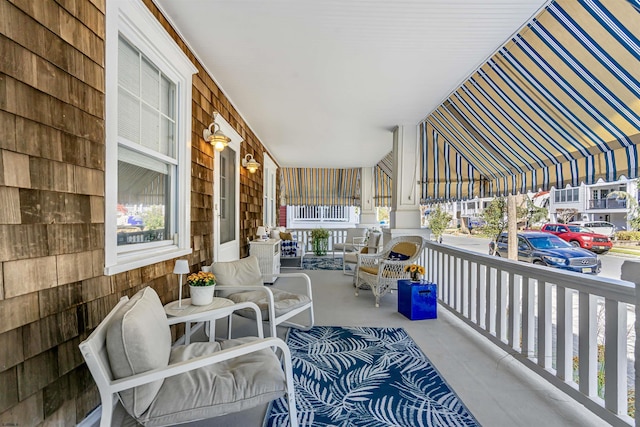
[343,230,382,276]
[355,235,426,307]
[332,227,368,258]
[79,287,298,427]
[212,256,314,338]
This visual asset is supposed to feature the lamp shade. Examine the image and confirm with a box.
[173,259,190,274]
[256,226,267,238]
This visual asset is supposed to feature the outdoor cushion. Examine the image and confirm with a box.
[388,251,410,260]
[227,288,311,321]
[106,287,171,418]
[359,265,380,276]
[137,337,287,426]
[388,242,417,258]
[212,256,264,297]
[279,232,293,241]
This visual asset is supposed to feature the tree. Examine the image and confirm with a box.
[142,206,165,230]
[556,208,579,224]
[482,198,507,254]
[609,187,640,231]
[482,197,528,254]
[525,196,548,228]
[427,205,452,243]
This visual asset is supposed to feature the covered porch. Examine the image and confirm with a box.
[1,0,639,425]
[124,261,611,427]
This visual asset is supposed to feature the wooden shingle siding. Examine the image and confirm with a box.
[0,0,277,423]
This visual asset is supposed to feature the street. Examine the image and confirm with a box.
[441,234,629,280]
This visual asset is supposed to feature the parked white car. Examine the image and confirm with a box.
[568,221,616,237]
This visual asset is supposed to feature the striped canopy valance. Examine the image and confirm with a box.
[375,152,393,207]
[421,0,640,201]
[280,168,361,206]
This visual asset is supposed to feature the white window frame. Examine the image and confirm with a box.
[104,0,197,275]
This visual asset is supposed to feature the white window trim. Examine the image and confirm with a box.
[104,0,197,275]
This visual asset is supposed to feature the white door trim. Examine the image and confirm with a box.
[213,117,243,262]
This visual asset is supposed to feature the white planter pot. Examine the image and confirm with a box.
[189,285,215,306]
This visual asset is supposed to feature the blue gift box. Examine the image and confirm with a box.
[398,280,437,320]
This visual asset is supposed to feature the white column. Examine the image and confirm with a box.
[385,124,429,243]
[359,166,378,228]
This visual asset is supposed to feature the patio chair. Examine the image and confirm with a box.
[211,255,314,338]
[355,235,426,307]
[78,286,298,427]
[343,230,382,277]
[332,227,368,258]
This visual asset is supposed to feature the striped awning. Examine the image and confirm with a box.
[421,0,640,201]
[280,168,361,206]
[374,152,393,207]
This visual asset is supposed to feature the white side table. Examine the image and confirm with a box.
[249,238,281,283]
[164,297,234,344]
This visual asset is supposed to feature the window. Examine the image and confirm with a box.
[554,187,579,203]
[219,147,236,244]
[105,0,197,275]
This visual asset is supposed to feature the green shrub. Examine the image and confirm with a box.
[615,231,640,241]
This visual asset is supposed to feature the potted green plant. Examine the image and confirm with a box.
[310,228,330,256]
[187,271,216,306]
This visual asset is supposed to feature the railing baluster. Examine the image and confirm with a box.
[467,261,474,321]
[604,298,627,415]
[454,256,461,312]
[556,286,573,382]
[538,280,552,369]
[508,272,521,350]
[477,264,485,329]
[496,269,507,343]
[578,292,597,397]
[521,276,534,360]
[488,267,496,335]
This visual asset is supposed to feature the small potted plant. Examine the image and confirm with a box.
[310,228,330,256]
[404,264,425,282]
[187,271,216,305]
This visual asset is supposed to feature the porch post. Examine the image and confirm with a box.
[359,166,378,228]
[620,260,640,427]
[385,124,429,243]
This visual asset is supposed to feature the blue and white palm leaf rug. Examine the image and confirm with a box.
[302,256,347,271]
[264,326,480,427]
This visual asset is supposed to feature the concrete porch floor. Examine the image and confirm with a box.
[113,268,609,426]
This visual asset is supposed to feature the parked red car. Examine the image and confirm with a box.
[539,223,612,254]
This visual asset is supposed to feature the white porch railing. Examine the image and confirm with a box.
[288,206,351,222]
[420,240,636,426]
[287,228,354,253]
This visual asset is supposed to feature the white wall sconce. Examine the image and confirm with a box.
[203,111,231,152]
[173,259,190,308]
[242,153,260,173]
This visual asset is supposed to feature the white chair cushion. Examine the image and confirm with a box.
[343,252,358,263]
[212,256,263,286]
[227,288,311,321]
[138,338,286,426]
[212,256,264,297]
[106,287,171,418]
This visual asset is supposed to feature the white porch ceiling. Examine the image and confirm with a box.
[154,0,548,168]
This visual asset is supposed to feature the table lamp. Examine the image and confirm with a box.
[173,259,190,308]
[256,226,267,240]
